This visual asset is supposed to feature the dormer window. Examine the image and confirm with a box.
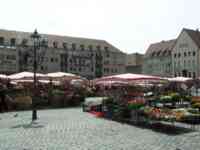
[104,46,108,50]
[53,41,58,48]
[10,38,16,46]
[0,37,4,45]
[97,45,101,50]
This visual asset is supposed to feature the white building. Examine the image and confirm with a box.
[172,28,200,78]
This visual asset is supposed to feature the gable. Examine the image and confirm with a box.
[173,29,199,52]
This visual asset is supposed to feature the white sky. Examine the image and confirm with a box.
[0,0,200,54]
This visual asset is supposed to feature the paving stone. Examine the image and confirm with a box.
[0,108,200,150]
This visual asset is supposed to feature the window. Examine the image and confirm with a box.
[10,38,16,46]
[89,45,93,51]
[55,58,58,62]
[178,53,181,57]
[91,67,94,72]
[21,39,28,46]
[193,51,196,56]
[184,52,187,57]
[53,41,58,48]
[0,37,4,45]
[188,51,191,56]
[188,72,191,78]
[41,39,48,48]
[104,46,108,50]
[6,55,16,60]
[72,43,76,50]
[174,53,176,58]
[192,60,195,66]
[51,58,54,62]
[80,44,85,50]
[41,66,44,70]
[69,59,72,63]
[188,60,191,67]
[193,72,196,78]
[45,57,49,62]
[63,42,67,49]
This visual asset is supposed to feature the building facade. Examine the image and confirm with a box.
[125,53,144,74]
[0,29,126,79]
[143,40,176,77]
[172,28,200,78]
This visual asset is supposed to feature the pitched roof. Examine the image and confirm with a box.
[0,29,124,53]
[145,39,176,57]
[183,28,200,48]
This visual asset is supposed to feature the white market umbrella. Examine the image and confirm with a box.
[47,72,78,78]
[167,77,192,82]
[8,72,46,80]
[0,74,7,79]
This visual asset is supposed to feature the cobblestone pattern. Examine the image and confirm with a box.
[0,108,200,150]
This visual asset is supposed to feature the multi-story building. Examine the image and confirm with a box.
[125,53,144,74]
[143,39,176,77]
[0,29,126,79]
[172,28,200,78]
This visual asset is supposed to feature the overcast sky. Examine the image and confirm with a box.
[0,0,199,54]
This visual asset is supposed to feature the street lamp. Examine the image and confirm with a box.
[30,29,41,121]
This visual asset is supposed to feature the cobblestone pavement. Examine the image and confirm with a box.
[0,108,200,150]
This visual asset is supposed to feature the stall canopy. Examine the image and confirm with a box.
[10,79,60,85]
[46,72,81,79]
[8,72,46,80]
[95,80,129,86]
[95,73,165,83]
[0,74,7,79]
[167,77,192,82]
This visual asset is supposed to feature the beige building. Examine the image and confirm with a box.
[0,29,126,78]
[143,39,176,77]
[172,28,200,78]
[0,35,19,74]
[126,53,144,74]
